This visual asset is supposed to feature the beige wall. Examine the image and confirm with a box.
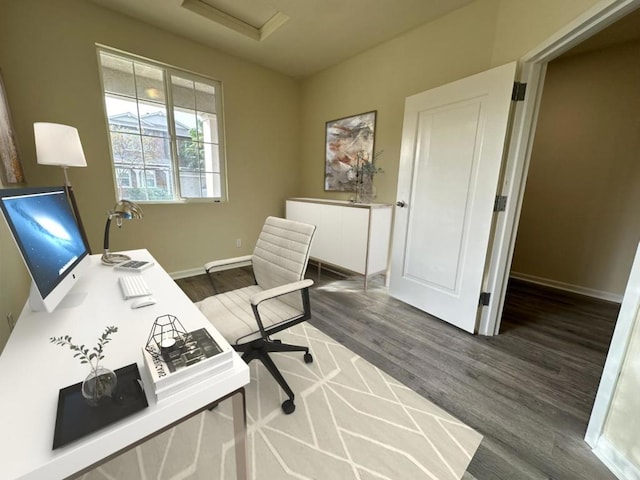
[511,39,640,297]
[0,190,31,353]
[299,0,500,205]
[490,0,604,65]
[0,0,300,350]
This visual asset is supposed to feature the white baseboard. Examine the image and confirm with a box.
[169,267,205,280]
[593,436,640,480]
[170,260,253,280]
[509,272,623,303]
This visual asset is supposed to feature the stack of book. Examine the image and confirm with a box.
[142,327,233,402]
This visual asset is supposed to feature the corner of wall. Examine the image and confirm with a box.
[490,0,603,66]
[0,213,30,353]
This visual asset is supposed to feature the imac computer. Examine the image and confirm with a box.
[0,186,91,313]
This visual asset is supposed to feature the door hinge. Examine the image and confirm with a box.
[479,292,491,306]
[512,82,527,101]
[494,195,507,212]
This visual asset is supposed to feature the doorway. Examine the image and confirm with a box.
[478,0,640,337]
[509,11,640,311]
[494,3,640,476]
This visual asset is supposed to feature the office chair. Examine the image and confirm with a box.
[196,216,316,414]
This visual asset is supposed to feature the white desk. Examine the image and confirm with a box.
[0,249,250,479]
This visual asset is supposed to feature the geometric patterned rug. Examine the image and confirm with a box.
[82,323,482,479]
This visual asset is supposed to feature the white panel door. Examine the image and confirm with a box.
[390,62,516,333]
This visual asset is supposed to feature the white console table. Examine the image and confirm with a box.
[286,198,392,289]
[0,249,250,480]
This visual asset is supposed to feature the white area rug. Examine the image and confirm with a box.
[83,323,482,479]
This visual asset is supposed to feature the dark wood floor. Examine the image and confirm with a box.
[176,267,619,480]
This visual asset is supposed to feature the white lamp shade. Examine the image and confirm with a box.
[34,122,87,167]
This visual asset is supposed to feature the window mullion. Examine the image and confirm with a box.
[165,71,182,200]
[130,62,149,201]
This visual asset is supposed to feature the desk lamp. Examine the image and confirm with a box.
[101,200,143,265]
[34,122,91,252]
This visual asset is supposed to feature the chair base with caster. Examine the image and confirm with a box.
[238,338,314,414]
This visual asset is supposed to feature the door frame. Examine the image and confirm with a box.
[478,0,640,336]
[584,242,640,472]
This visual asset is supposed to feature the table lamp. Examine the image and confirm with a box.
[101,200,143,265]
[33,122,91,252]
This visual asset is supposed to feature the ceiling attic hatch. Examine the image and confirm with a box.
[180,0,289,41]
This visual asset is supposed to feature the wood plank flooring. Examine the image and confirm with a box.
[176,267,619,480]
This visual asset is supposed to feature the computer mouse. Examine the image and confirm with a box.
[131,296,156,309]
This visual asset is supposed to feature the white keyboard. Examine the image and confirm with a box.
[118,275,151,299]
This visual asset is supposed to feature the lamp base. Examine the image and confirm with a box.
[101,251,131,266]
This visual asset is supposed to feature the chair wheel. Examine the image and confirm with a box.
[282,399,295,414]
[304,352,313,363]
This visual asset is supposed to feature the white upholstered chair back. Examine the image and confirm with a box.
[252,217,315,307]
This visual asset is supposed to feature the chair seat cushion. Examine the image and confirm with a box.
[195,285,304,345]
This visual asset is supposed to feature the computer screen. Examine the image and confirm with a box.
[0,186,91,312]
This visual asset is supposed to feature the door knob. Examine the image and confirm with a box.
[396,200,407,208]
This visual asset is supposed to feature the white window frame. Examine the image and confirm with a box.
[97,45,228,204]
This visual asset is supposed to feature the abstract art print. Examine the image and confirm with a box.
[0,71,24,185]
[324,111,376,192]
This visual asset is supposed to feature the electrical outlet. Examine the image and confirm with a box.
[235,238,242,248]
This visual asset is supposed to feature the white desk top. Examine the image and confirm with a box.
[0,249,249,480]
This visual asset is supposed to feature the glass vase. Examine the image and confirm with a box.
[82,366,117,407]
[356,173,375,204]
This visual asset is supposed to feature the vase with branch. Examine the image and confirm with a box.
[50,326,118,406]
[354,150,383,203]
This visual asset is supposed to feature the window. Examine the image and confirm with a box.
[116,169,132,188]
[144,170,157,188]
[97,48,226,203]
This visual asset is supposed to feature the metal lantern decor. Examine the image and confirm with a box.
[145,314,188,361]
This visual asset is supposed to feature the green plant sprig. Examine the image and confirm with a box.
[50,326,118,375]
[355,150,384,176]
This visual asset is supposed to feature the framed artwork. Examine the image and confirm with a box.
[324,110,376,192]
[0,70,24,185]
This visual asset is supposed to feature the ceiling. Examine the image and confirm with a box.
[89,0,475,78]
[562,6,640,58]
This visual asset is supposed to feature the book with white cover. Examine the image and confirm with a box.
[142,327,233,392]
[152,356,235,402]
